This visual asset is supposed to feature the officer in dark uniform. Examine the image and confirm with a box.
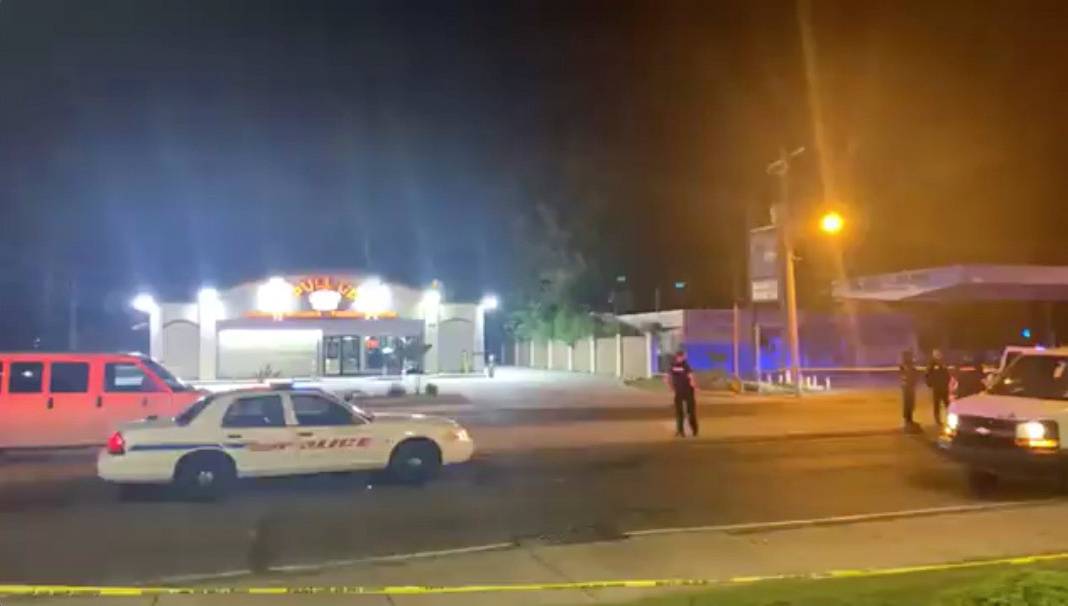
[665,349,698,437]
[955,354,986,400]
[926,349,951,427]
[898,350,919,432]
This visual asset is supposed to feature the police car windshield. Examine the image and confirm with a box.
[988,355,1068,400]
[174,396,213,426]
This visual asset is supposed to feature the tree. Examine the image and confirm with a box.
[507,203,606,343]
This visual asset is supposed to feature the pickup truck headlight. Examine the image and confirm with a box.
[1015,420,1059,449]
[942,412,959,438]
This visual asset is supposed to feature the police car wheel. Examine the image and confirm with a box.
[389,440,441,485]
[175,453,236,501]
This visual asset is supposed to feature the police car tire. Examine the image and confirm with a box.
[389,440,441,485]
[174,451,236,500]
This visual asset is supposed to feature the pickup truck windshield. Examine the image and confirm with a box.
[988,355,1068,400]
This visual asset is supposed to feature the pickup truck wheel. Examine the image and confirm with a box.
[389,440,442,485]
[174,452,236,501]
[966,467,998,496]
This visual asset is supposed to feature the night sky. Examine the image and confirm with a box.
[2,0,1067,349]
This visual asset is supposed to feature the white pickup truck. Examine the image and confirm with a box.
[939,347,1068,491]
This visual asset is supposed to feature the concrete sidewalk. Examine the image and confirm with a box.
[23,499,1068,606]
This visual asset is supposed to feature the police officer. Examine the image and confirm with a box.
[899,350,919,432]
[926,349,951,427]
[955,354,986,400]
[665,349,698,437]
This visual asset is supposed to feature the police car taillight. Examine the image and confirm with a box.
[106,432,126,455]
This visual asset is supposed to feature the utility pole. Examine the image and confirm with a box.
[767,146,806,396]
[68,278,78,351]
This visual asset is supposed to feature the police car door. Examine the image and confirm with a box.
[219,394,299,477]
[288,392,375,472]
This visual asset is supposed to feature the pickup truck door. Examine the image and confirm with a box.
[288,393,379,472]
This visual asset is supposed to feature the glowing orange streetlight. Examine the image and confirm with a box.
[819,211,844,235]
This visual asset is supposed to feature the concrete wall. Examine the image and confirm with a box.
[550,340,570,371]
[160,303,200,379]
[595,338,617,377]
[531,340,548,369]
[437,317,473,373]
[162,320,199,381]
[621,336,648,379]
[217,328,321,379]
[618,307,918,378]
[512,335,653,379]
[573,337,593,372]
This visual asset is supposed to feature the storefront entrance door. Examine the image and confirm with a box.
[323,336,362,376]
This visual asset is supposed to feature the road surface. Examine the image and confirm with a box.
[0,370,1055,585]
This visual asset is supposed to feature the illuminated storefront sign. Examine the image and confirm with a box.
[245,309,398,320]
[248,275,396,319]
[293,276,357,312]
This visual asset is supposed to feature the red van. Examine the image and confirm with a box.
[0,353,202,449]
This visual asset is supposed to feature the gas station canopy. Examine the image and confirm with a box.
[833,265,1068,302]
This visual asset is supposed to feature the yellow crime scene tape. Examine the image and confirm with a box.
[3,551,1068,597]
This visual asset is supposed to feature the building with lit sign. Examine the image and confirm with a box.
[140,273,489,380]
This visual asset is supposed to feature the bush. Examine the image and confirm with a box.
[693,369,733,391]
[254,364,282,381]
[425,383,438,397]
[935,570,1068,606]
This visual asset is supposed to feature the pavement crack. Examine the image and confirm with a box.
[522,545,599,603]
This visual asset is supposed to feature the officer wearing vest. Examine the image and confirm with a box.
[665,349,698,437]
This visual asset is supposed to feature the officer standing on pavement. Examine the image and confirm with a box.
[954,354,986,400]
[665,349,698,437]
[926,349,951,427]
[899,350,919,432]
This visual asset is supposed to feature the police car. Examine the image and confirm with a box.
[939,347,1068,492]
[97,385,475,498]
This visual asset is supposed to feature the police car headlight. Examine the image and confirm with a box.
[447,428,471,442]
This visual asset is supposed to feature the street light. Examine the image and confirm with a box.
[421,288,442,317]
[130,293,158,314]
[819,211,844,235]
[479,294,499,311]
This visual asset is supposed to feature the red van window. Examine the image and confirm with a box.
[10,362,43,393]
[50,362,89,393]
[105,363,161,393]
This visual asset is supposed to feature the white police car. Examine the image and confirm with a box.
[97,386,475,498]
